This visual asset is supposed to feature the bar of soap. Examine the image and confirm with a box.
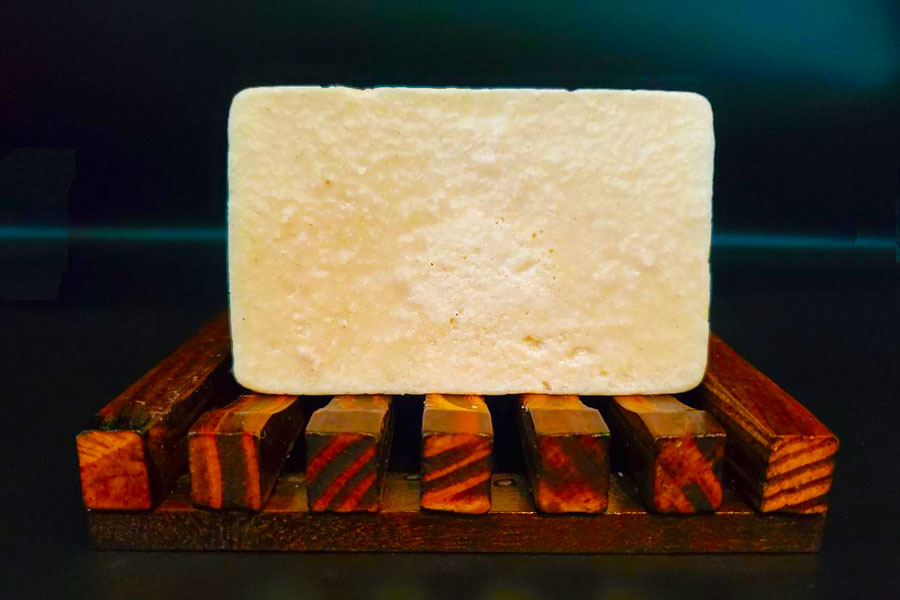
[228,86,713,395]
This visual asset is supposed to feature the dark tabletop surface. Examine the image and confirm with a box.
[1,240,896,600]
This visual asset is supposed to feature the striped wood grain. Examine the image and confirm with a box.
[189,394,304,510]
[518,394,610,513]
[604,395,726,513]
[305,395,393,512]
[421,394,493,514]
[697,335,839,513]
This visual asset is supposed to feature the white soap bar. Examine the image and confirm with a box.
[228,86,713,395]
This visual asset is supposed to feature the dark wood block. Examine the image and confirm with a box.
[696,335,839,513]
[76,313,239,510]
[518,394,610,513]
[305,395,393,512]
[421,394,493,514]
[189,394,305,511]
[88,472,826,553]
[603,395,726,513]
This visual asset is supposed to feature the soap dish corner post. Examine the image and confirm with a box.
[76,312,239,511]
[695,334,839,514]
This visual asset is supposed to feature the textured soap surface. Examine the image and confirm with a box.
[228,86,713,395]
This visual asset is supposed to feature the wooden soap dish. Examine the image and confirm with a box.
[77,313,837,553]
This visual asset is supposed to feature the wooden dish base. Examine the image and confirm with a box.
[88,470,824,553]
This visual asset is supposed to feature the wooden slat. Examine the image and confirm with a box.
[305,395,393,512]
[87,472,826,553]
[188,394,305,510]
[603,395,726,513]
[76,313,239,510]
[518,394,610,513]
[695,335,839,513]
[421,394,493,514]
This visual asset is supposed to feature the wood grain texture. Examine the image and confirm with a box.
[305,395,393,512]
[76,313,239,510]
[603,395,726,513]
[88,471,826,553]
[697,335,839,513]
[421,394,493,514]
[518,394,610,513]
[189,394,305,511]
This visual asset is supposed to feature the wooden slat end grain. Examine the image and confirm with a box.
[604,395,726,513]
[518,394,610,513]
[189,394,305,511]
[305,395,393,512]
[421,394,494,514]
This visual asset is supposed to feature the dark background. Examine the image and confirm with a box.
[1,1,898,598]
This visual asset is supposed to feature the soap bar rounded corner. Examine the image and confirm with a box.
[228,355,271,396]
[228,86,265,117]
[677,90,713,116]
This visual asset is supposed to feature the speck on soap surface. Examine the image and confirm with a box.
[228,86,713,396]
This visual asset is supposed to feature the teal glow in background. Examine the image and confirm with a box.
[0,227,894,270]
[0,226,894,252]
[3,0,899,285]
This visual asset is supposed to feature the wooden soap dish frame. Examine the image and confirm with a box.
[79,314,836,553]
